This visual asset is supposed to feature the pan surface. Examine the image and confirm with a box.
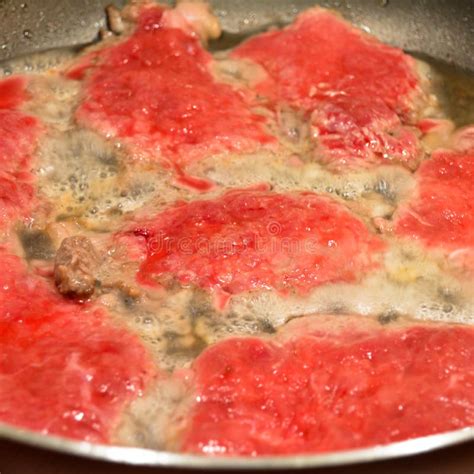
[0,0,473,71]
[0,0,473,469]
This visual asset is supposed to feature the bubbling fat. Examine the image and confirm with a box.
[15,72,183,229]
[90,222,474,382]
[113,311,474,451]
[1,2,474,452]
[36,129,176,227]
[194,151,416,220]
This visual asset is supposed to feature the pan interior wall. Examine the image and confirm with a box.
[0,0,473,71]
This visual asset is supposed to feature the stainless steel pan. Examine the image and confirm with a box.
[0,0,473,469]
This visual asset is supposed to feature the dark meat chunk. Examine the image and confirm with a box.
[54,236,99,298]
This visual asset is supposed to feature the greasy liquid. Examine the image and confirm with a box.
[2,42,472,350]
[1,25,474,451]
[415,53,474,127]
[1,39,474,323]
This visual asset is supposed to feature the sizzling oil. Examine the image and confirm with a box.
[1,40,474,341]
[1,24,474,451]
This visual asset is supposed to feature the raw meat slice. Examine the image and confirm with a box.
[0,76,28,110]
[0,111,39,174]
[124,188,384,304]
[234,9,423,170]
[0,249,156,443]
[0,78,156,443]
[183,317,474,455]
[0,76,41,229]
[73,5,274,169]
[394,148,474,270]
[0,173,35,230]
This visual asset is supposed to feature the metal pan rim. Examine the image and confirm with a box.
[1,422,473,469]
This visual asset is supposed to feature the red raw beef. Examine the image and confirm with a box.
[0,173,36,229]
[0,76,41,229]
[234,9,423,170]
[183,320,474,455]
[125,188,384,305]
[394,148,474,270]
[0,111,39,174]
[0,76,28,109]
[0,249,156,443]
[73,6,274,170]
[0,76,156,443]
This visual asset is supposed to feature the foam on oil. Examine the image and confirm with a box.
[1,17,474,450]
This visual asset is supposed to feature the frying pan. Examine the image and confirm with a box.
[0,0,473,470]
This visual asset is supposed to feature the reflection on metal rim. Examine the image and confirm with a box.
[0,422,473,469]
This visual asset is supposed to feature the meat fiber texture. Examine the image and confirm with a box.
[121,187,385,308]
[71,4,275,178]
[1,0,474,453]
[0,77,41,230]
[0,250,156,443]
[234,8,424,171]
[394,130,474,272]
[70,4,427,180]
[182,316,474,455]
